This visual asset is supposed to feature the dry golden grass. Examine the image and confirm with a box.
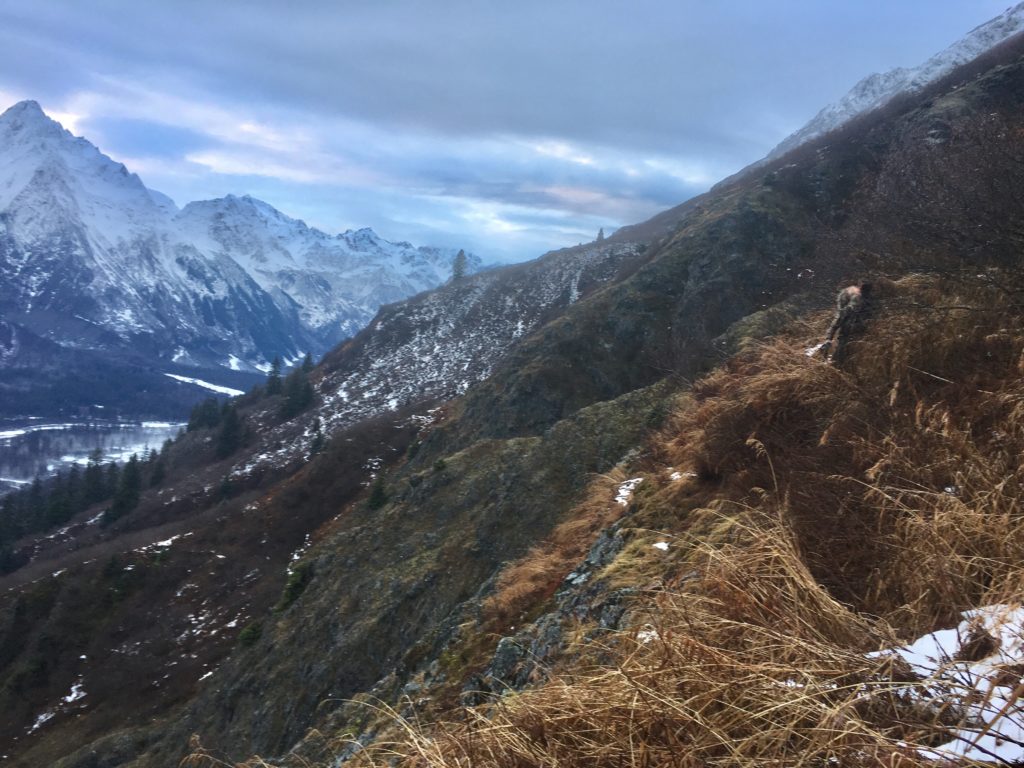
[480,466,631,629]
[349,519,941,767]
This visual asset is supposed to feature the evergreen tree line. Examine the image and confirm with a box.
[187,398,247,458]
[264,353,315,419]
[0,443,171,574]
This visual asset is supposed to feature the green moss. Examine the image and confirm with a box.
[238,621,262,647]
[277,562,313,611]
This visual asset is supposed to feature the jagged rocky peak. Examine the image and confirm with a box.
[768,1,1024,160]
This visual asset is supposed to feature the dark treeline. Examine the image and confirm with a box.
[255,353,315,420]
[1,353,320,576]
[0,442,171,574]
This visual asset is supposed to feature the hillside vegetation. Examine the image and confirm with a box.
[6,28,1024,768]
[319,272,1024,767]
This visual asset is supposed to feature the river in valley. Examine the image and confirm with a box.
[0,419,186,494]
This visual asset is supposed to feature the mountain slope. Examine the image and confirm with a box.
[352,271,1024,768]
[767,1,1024,161]
[4,26,1024,768]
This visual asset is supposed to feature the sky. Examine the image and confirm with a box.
[0,1,1014,262]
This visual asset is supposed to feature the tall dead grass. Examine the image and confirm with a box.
[350,515,949,767]
[480,466,630,629]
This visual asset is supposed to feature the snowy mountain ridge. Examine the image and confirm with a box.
[0,100,479,382]
[230,241,641,480]
[768,2,1024,160]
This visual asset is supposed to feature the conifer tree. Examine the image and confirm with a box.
[597,227,605,242]
[27,478,45,532]
[46,471,72,527]
[216,403,243,458]
[266,356,283,395]
[105,463,120,499]
[149,454,166,487]
[107,454,141,523]
[0,494,18,546]
[367,475,388,510]
[188,398,222,431]
[280,367,314,419]
[84,449,106,505]
[452,249,468,281]
[301,353,314,373]
[309,417,325,456]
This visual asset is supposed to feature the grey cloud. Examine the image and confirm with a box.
[0,1,1014,262]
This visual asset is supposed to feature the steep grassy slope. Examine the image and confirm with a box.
[168,42,1024,767]
[334,272,1024,767]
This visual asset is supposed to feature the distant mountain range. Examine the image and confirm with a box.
[0,100,479,415]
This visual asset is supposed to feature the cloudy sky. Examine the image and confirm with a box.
[0,1,1013,261]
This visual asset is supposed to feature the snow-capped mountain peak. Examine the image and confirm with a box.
[0,99,177,245]
[768,2,1024,160]
[0,102,482,384]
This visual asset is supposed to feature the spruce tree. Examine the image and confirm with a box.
[280,368,314,419]
[216,403,243,458]
[27,478,45,532]
[451,249,468,281]
[367,475,387,510]
[301,353,314,373]
[107,454,141,522]
[45,471,71,527]
[188,398,222,431]
[84,449,105,505]
[149,455,166,487]
[105,463,120,499]
[266,356,283,395]
[309,418,325,456]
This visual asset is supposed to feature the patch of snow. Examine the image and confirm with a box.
[164,373,244,397]
[637,626,660,644]
[804,343,826,357]
[652,541,670,551]
[27,710,54,733]
[62,680,86,704]
[615,477,643,506]
[871,603,1024,763]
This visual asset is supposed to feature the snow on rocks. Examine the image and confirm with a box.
[668,469,696,481]
[62,679,86,705]
[135,532,193,555]
[615,477,644,506]
[25,677,87,734]
[804,342,827,357]
[871,603,1024,763]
